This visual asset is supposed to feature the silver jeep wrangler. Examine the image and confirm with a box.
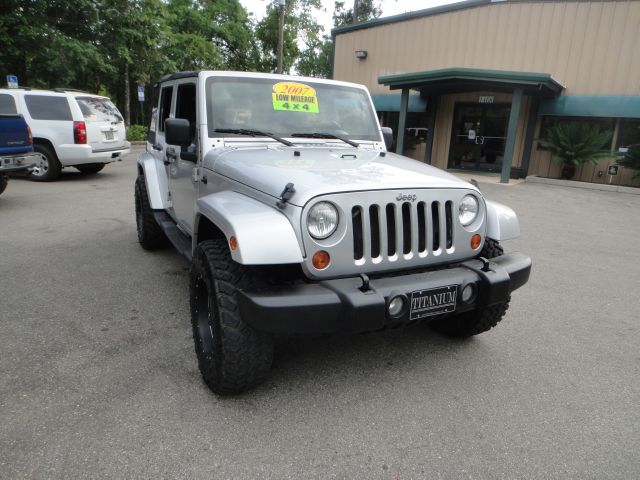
[135,71,531,394]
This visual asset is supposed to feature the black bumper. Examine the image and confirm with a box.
[238,253,532,334]
[0,163,34,174]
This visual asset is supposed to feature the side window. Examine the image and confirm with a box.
[24,95,73,121]
[158,86,173,132]
[175,83,197,142]
[0,94,17,114]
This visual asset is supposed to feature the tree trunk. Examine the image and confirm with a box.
[124,62,131,127]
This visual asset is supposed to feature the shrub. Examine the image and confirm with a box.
[126,124,148,142]
[537,122,612,179]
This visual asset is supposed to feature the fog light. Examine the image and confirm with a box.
[388,295,405,317]
[461,283,476,303]
[312,250,330,270]
[471,234,482,250]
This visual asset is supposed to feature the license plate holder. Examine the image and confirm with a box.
[409,285,458,321]
[105,130,115,140]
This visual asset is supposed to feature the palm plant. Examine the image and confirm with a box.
[537,121,612,179]
[617,145,640,179]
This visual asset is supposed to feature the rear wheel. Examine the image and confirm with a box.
[29,144,61,182]
[190,239,274,395]
[430,238,509,337]
[134,175,168,249]
[76,163,106,174]
[0,174,7,196]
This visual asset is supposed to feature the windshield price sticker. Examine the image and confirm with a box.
[272,82,319,113]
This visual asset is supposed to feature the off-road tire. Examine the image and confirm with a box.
[76,163,106,174]
[430,298,511,338]
[430,238,508,337]
[29,144,61,182]
[190,239,274,395]
[479,237,504,259]
[0,175,7,196]
[134,175,168,249]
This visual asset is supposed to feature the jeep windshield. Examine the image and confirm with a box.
[205,76,380,143]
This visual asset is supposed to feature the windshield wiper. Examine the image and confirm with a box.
[290,132,359,148]
[214,128,293,147]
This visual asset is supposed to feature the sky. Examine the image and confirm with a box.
[239,0,460,34]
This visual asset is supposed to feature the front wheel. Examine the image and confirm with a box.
[76,163,106,174]
[0,175,7,196]
[430,238,508,337]
[134,175,168,249]
[190,239,274,395]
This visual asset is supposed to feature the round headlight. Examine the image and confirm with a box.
[459,195,479,226]
[307,202,339,239]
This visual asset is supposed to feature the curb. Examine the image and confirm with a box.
[129,141,146,146]
[525,175,640,195]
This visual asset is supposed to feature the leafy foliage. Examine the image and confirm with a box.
[333,0,382,26]
[537,121,613,167]
[617,145,640,179]
[126,124,148,141]
[0,0,381,117]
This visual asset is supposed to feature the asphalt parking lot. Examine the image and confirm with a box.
[1,146,639,479]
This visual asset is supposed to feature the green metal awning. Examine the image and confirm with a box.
[539,95,640,118]
[370,94,427,112]
[378,67,564,97]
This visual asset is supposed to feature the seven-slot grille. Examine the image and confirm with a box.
[351,200,454,264]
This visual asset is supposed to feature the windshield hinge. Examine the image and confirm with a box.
[276,182,296,209]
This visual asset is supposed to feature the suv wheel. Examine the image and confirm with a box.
[76,163,106,174]
[190,239,274,395]
[134,175,168,249]
[29,144,61,182]
[0,175,7,196]
[430,238,509,337]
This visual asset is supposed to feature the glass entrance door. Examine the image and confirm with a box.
[448,103,511,172]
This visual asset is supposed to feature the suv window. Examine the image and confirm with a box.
[176,83,196,142]
[159,86,173,132]
[76,96,123,123]
[0,94,17,114]
[24,95,72,121]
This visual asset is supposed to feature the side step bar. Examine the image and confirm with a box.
[153,211,193,262]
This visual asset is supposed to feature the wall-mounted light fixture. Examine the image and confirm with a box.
[355,50,368,60]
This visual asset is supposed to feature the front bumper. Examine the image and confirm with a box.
[238,253,531,334]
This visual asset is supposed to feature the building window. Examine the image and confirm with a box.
[616,119,640,148]
[538,116,615,150]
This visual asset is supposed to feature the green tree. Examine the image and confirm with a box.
[297,0,381,78]
[255,0,323,74]
[0,0,110,89]
[333,0,381,26]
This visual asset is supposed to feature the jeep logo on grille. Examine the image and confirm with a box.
[396,193,417,202]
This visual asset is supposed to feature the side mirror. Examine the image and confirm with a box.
[165,118,191,146]
[381,127,393,150]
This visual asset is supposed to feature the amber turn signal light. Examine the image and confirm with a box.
[312,250,330,270]
[470,234,482,250]
[229,236,238,251]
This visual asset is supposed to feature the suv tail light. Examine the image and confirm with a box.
[74,121,87,144]
[27,124,33,145]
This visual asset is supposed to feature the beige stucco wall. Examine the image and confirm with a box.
[334,0,640,96]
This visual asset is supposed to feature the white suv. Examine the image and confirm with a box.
[0,88,130,181]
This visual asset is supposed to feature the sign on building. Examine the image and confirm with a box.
[478,95,494,104]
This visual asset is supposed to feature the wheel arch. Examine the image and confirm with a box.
[32,137,58,159]
[137,151,170,210]
[196,191,303,265]
[485,200,520,241]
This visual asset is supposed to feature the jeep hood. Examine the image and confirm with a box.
[203,145,477,206]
